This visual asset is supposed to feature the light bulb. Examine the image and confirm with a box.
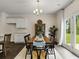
[40,9,43,13]
[35,9,38,12]
[33,10,36,14]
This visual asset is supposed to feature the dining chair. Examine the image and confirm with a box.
[32,41,47,59]
[24,34,32,59]
[4,34,11,56]
[46,37,56,59]
[0,42,4,56]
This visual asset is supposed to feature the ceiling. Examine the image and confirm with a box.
[0,0,73,15]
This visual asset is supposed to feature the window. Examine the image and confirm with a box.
[66,19,71,46]
[65,15,79,49]
[75,15,79,49]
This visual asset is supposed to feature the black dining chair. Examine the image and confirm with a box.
[0,42,4,56]
[46,36,56,59]
[4,34,11,56]
[24,34,32,59]
[0,33,12,58]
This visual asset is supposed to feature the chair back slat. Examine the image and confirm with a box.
[0,34,11,56]
[4,34,11,43]
[24,34,30,47]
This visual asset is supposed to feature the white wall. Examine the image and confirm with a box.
[64,0,79,18]
[0,14,57,42]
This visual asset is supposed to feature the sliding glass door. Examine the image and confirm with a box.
[65,15,79,49]
[75,15,79,49]
[66,18,71,46]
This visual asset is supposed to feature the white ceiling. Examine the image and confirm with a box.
[0,0,73,15]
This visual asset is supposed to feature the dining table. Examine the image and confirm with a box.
[27,36,52,59]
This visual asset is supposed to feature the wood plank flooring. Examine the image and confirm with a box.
[55,46,79,59]
[0,43,25,59]
[15,45,79,59]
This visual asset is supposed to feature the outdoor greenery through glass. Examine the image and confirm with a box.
[66,19,71,44]
[66,16,79,44]
[76,15,79,43]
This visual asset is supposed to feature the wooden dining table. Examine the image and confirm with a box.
[27,36,52,59]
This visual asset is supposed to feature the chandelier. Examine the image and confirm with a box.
[33,0,43,16]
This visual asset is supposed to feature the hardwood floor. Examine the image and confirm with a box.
[1,43,77,59]
[0,43,25,59]
[55,46,79,59]
[15,45,79,59]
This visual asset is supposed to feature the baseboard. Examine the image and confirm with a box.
[62,44,79,57]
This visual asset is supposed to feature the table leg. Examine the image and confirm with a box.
[37,50,42,59]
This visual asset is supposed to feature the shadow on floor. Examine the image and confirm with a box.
[0,43,25,59]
